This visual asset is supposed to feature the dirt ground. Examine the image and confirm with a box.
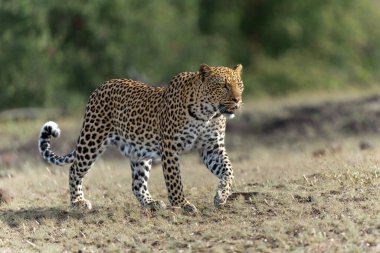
[1,92,380,252]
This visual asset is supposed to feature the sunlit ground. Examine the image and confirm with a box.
[2,91,380,252]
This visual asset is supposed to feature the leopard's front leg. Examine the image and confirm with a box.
[201,145,234,208]
[161,144,198,214]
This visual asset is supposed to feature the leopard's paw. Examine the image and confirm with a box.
[71,199,92,210]
[182,202,198,215]
[145,200,166,211]
[214,192,228,208]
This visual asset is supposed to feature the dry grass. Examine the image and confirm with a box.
[2,141,380,252]
[2,93,380,252]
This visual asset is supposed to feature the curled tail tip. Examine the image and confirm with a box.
[41,121,61,138]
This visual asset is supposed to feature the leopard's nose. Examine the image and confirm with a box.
[232,96,242,108]
[232,96,241,103]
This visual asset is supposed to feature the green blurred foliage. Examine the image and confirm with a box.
[1,0,380,110]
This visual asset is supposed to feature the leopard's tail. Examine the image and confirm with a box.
[38,121,75,166]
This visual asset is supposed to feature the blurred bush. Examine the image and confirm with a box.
[1,0,380,110]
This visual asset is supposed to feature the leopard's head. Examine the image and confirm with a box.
[199,64,244,119]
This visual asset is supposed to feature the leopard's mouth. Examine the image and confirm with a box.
[218,104,237,119]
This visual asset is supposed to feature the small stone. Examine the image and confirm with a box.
[359,141,373,151]
[0,188,13,204]
[312,148,326,157]
[151,241,160,247]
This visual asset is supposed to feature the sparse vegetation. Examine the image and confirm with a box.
[2,93,380,252]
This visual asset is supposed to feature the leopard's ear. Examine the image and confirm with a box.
[199,64,212,81]
[233,64,243,75]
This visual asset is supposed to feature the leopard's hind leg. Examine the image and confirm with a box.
[69,125,110,210]
[129,159,166,210]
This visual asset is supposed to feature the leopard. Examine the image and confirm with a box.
[38,64,244,214]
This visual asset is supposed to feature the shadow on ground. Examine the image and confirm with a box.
[0,191,266,226]
[0,207,89,226]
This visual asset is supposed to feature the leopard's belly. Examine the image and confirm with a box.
[107,123,207,160]
[107,134,162,161]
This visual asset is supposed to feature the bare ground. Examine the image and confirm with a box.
[1,92,380,252]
